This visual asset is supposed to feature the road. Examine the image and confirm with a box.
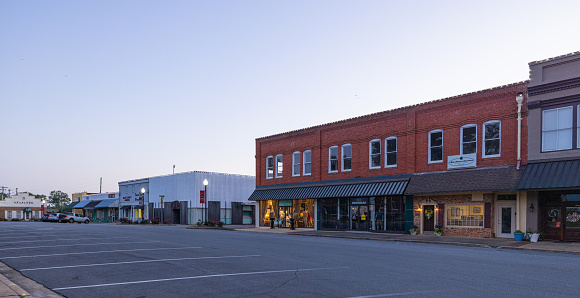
[0,222,578,297]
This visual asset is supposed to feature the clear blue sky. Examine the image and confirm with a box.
[1,0,579,197]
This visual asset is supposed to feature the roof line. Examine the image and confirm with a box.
[118,170,255,184]
[529,50,580,65]
[256,81,527,140]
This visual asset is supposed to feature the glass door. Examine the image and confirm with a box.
[495,203,516,238]
[350,205,369,231]
[565,206,580,241]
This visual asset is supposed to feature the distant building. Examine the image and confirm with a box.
[68,192,119,223]
[0,191,42,220]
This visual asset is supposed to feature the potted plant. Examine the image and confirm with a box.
[514,230,525,241]
[409,225,418,235]
[434,225,443,236]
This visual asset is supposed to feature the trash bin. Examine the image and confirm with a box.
[270,218,275,229]
[290,218,295,230]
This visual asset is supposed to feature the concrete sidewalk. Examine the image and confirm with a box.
[0,273,29,298]
[234,227,580,255]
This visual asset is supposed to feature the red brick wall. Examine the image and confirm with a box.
[256,82,528,187]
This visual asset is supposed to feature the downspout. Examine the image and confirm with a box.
[515,92,524,231]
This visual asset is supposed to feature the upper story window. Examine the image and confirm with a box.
[429,130,443,163]
[266,156,273,179]
[461,124,477,155]
[543,106,573,152]
[329,146,339,173]
[303,150,311,175]
[369,139,381,169]
[292,152,300,177]
[385,137,397,167]
[342,144,352,171]
[483,121,501,158]
[275,154,283,178]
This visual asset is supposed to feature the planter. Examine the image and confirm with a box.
[530,233,540,243]
[435,232,442,236]
[411,231,417,235]
[514,232,525,241]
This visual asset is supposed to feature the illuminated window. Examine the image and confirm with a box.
[446,204,484,227]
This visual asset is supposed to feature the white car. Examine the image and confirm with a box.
[59,212,90,224]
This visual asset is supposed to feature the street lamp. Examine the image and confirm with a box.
[141,188,146,221]
[203,179,208,224]
[41,199,45,218]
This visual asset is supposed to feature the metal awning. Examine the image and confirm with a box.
[248,178,409,201]
[518,159,580,190]
[120,205,132,210]
[83,200,102,210]
[63,202,79,210]
[23,207,32,212]
[73,200,91,208]
[95,199,118,208]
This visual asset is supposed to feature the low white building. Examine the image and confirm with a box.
[118,171,255,224]
[72,192,120,223]
[0,192,43,220]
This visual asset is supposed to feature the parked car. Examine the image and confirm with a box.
[47,213,64,222]
[59,212,90,224]
[41,214,50,222]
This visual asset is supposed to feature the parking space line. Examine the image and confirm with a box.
[0,234,110,240]
[0,241,160,251]
[21,255,261,271]
[2,237,129,244]
[52,267,348,291]
[1,246,203,259]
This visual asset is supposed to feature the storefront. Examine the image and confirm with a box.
[249,176,411,231]
[519,160,580,241]
[0,192,43,220]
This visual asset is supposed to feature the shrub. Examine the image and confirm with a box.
[217,221,224,228]
[196,219,203,226]
[435,225,444,234]
[133,220,140,224]
[0,218,7,221]
[119,217,131,224]
[162,219,172,224]
[139,219,149,224]
[11,218,21,222]
[150,218,160,224]
[409,225,418,233]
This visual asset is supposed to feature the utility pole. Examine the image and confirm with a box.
[100,177,102,194]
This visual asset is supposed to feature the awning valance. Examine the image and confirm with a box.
[83,200,102,210]
[73,200,91,209]
[63,202,79,210]
[518,159,580,190]
[248,178,409,201]
[95,199,118,208]
[23,207,32,212]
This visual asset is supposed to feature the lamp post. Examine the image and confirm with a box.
[141,188,146,221]
[203,179,208,224]
[41,199,45,218]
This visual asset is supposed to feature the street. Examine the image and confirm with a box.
[1,222,579,297]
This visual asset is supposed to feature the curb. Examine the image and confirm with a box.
[0,273,30,297]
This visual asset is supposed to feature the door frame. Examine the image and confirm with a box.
[422,205,435,232]
[495,201,516,238]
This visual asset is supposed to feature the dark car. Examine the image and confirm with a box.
[47,213,64,222]
[41,214,50,222]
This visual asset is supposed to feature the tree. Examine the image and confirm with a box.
[48,190,70,211]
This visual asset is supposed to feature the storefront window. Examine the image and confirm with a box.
[446,204,484,227]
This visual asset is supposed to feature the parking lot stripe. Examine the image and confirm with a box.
[1,236,129,244]
[21,255,262,271]
[52,267,348,291]
[1,246,202,259]
[0,241,160,251]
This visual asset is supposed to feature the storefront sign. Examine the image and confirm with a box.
[139,196,143,206]
[279,200,292,207]
[447,153,477,170]
[123,196,131,201]
[160,195,164,206]
[108,194,115,198]
[351,198,368,205]
[200,190,205,203]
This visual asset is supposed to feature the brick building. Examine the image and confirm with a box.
[0,191,43,220]
[249,82,530,238]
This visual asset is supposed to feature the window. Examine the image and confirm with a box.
[16,211,21,219]
[429,130,443,163]
[6,211,11,219]
[292,152,300,177]
[342,144,351,171]
[303,150,311,175]
[483,121,501,157]
[542,106,573,151]
[461,124,477,154]
[329,146,338,173]
[266,156,273,179]
[275,154,283,178]
[369,139,381,169]
[385,137,397,167]
[446,204,484,227]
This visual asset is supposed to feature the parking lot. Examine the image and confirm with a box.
[1,222,580,297]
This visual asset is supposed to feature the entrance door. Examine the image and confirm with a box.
[423,205,435,232]
[350,205,369,231]
[278,206,292,228]
[565,206,580,241]
[496,203,516,238]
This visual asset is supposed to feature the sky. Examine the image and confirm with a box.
[1,0,580,197]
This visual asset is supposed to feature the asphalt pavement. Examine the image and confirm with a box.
[1,222,580,297]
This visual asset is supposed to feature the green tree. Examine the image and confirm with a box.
[48,190,70,211]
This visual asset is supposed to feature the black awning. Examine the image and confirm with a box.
[83,200,102,210]
[248,179,409,201]
[518,159,580,190]
[405,166,523,195]
[63,202,79,210]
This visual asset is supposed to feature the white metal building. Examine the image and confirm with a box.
[118,179,149,221]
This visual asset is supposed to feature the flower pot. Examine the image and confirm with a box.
[530,233,540,243]
[411,231,417,235]
[435,232,442,236]
[514,232,525,241]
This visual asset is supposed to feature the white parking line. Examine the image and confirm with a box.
[1,246,202,259]
[1,236,128,244]
[0,241,160,251]
[21,254,261,271]
[52,267,347,291]
[0,234,109,240]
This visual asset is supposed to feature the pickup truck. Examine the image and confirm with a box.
[59,212,90,224]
